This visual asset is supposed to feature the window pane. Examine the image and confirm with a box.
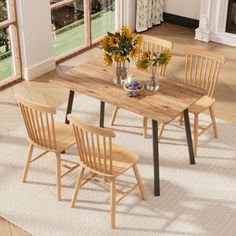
[91,0,115,41]
[51,1,85,57]
[0,0,8,23]
[0,27,14,81]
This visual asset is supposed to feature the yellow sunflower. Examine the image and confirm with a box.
[109,37,119,47]
[135,35,143,46]
[121,26,132,39]
[164,49,172,64]
[100,36,109,49]
[136,59,149,70]
[141,51,151,60]
[130,46,140,58]
[104,53,113,66]
[159,49,172,66]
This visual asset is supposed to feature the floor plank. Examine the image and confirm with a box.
[0,217,31,236]
[0,218,12,236]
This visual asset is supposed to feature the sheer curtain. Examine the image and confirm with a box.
[136,0,164,32]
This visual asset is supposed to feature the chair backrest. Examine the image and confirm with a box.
[68,114,116,176]
[185,48,225,98]
[138,35,173,76]
[16,94,57,150]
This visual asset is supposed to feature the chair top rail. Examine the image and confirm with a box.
[67,114,116,138]
[142,35,173,50]
[15,94,56,114]
[186,47,225,64]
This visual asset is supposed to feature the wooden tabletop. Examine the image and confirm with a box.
[51,59,205,124]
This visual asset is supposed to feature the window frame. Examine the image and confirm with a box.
[50,0,118,63]
[0,0,21,89]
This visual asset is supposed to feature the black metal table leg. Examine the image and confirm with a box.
[183,109,195,165]
[65,90,75,124]
[62,90,74,154]
[100,101,105,128]
[152,120,160,196]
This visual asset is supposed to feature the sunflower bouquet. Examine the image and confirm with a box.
[136,49,172,91]
[136,49,172,72]
[100,26,143,84]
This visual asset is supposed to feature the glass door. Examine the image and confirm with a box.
[50,0,117,62]
[50,0,86,60]
[91,0,116,43]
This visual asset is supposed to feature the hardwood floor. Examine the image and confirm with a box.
[0,22,236,235]
[0,217,31,236]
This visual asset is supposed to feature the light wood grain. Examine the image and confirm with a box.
[15,94,77,201]
[0,218,12,236]
[84,0,92,46]
[1,22,235,234]
[0,218,31,236]
[50,0,75,10]
[140,36,173,137]
[111,35,173,138]
[111,35,173,135]
[51,59,205,124]
[110,178,116,229]
[157,47,225,156]
[139,35,173,76]
[68,114,146,228]
[184,47,224,98]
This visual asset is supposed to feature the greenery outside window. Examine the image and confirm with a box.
[0,0,21,87]
[50,0,116,62]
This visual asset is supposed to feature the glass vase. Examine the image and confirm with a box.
[113,61,128,85]
[146,65,160,91]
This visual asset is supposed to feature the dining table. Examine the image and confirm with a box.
[51,58,205,196]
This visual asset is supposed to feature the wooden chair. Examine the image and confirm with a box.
[16,94,78,201]
[68,114,146,229]
[111,35,173,139]
[148,48,225,156]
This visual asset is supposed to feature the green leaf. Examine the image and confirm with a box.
[107,32,114,37]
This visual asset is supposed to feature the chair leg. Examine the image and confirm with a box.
[143,117,148,138]
[209,105,218,138]
[56,153,62,201]
[193,114,199,157]
[71,167,85,208]
[111,106,119,126]
[158,123,165,141]
[22,143,34,182]
[110,178,116,229]
[179,113,184,126]
[133,163,147,200]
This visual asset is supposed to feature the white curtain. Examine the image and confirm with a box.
[136,0,164,32]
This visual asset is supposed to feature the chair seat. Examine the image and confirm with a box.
[85,144,139,177]
[111,144,139,176]
[53,122,76,152]
[188,96,215,114]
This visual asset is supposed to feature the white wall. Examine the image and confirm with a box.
[195,0,236,47]
[16,0,55,80]
[122,0,201,31]
[164,0,201,20]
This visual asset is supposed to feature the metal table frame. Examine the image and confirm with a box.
[64,90,195,196]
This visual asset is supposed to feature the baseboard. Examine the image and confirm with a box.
[210,32,236,47]
[163,13,199,29]
[22,58,56,81]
